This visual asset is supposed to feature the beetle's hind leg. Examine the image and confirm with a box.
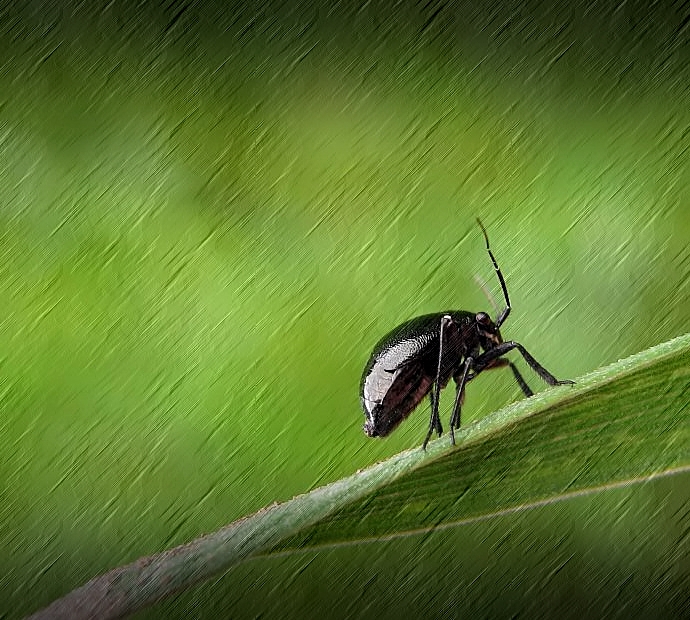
[423,390,443,451]
[449,357,473,445]
[429,389,443,435]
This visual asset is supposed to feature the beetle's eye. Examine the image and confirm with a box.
[476,312,490,325]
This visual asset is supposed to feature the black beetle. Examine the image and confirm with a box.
[360,219,574,449]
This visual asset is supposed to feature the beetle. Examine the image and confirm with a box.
[360,218,574,450]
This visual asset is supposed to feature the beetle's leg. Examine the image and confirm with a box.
[507,360,534,396]
[477,218,511,328]
[423,314,452,451]
[473,341,574,386]
[449,356,473,445]
[481,357,533,397]
[428,390,443,437]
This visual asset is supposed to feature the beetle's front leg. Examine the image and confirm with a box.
[474,341,573,387]
[449,356,473,445]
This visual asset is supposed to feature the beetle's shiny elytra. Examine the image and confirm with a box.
[360,219,574,450]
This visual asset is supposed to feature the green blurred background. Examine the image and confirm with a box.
[1,1,688,617]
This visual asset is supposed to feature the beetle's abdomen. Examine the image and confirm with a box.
[361,330,431,399]
[361,323,439,437]
[360,311,476,438]
[363,362,434,437]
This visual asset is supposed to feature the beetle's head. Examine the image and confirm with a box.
[475,311,502,351]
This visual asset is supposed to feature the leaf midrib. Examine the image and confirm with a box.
[257,462,690,558]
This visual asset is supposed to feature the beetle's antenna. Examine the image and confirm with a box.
[476,218,511,327]
[473,273,500,316]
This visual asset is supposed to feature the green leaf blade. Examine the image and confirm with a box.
[29,333,690,619]
[275,333,690,551]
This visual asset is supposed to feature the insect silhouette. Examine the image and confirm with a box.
[360,219,574,450]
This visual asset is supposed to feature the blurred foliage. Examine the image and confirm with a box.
[1,0,688,617]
